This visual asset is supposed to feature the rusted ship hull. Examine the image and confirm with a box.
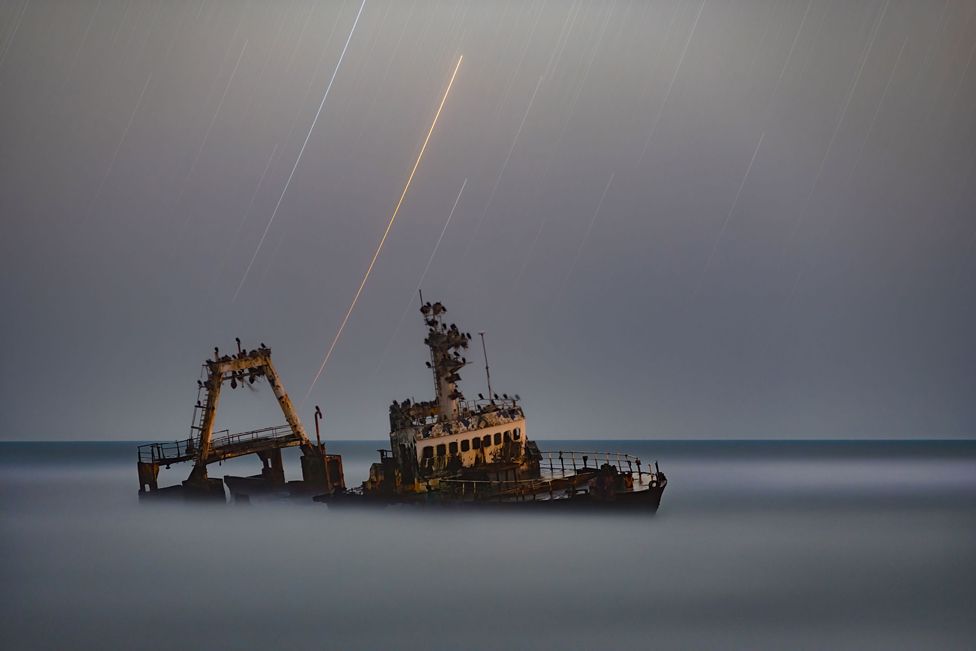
[312,485,666,512]
[312,470,667,512]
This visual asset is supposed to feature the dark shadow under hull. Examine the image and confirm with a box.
[313,482,666,513]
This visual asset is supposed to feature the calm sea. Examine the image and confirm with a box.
[2,440,974,650]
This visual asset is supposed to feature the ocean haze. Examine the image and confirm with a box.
[2,440,975,650]
[1,0,975,441]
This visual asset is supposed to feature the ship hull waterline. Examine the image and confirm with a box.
[309,482,667,512]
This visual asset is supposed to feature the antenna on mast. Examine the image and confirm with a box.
[479,332,494,404]
[418,288,424,308]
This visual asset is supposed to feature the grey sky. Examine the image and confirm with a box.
[1,0,974,440]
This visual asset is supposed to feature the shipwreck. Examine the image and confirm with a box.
[137,300,666,510]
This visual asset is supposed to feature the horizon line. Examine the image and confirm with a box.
[2,437,975,444]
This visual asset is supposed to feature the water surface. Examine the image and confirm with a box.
[2,440,974,650]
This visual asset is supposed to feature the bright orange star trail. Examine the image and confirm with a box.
[302,55,463,405]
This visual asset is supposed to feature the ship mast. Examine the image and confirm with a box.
[419,301,470,422]
[478,331,494,404]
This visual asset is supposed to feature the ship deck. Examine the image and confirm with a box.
[138,424,303,466]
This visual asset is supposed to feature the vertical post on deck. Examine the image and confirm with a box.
[479,332,494,403]
[314,405,330,491]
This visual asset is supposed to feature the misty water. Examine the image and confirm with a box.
[2,440,974,650]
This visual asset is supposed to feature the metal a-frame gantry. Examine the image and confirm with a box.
[137,343,344,499]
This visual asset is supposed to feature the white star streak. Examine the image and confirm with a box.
[51,0,106,121]
[491,0,547,125]
[234,144,280,245]
[784,0,890,302]
[634,0,685,108]
[416,178,467,296]
[540,0,578,81]
[302,55,464,405]
[776,0,812,84]
[950,37,976,106]
[510,3,614,289]
[788,0,890,243]
[176,40,249,227]
[235,5,349,288]
[850,36,908,180]
[638,0,707,164]
[354,0,417,144]
[212,143,280,288]
[695,131,765,297]
[457,74,544,267]
[65,0,101,77]
[84,73,152,223]
[914,0,950,92]
[233,0,367,303]
[512,3,613,290]
[558,171,615,302]
[112,0,131,45]
[373,178,468,376]
[560,1,615,125]
[0,0,31,74]
[241,5,354,288]
[194,0,207,23]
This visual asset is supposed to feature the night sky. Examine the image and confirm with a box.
[1,0,974,440]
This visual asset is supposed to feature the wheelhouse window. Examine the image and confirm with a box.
[449,441,458,455]
[482,435,491,448]
[504,430,511,442]
[436,444,446,457]
[472,437,481,449]
[513,428,521,440]
[494,432,501,445]
[461,439,470,452]
[422,446,433,459]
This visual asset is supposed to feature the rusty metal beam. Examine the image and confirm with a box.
[190,347,312,483]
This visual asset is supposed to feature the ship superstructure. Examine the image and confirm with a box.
[352,301,667,509]
[363,301,541,496]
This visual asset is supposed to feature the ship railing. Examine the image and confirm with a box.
[209,424,295,449]
[408,400,523,433]
[137,424,300,464]
[139,439,189,465]
[538,450,657,480]
[137,430,227,465]
[458,398,519,412]
[438,466,664,502]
